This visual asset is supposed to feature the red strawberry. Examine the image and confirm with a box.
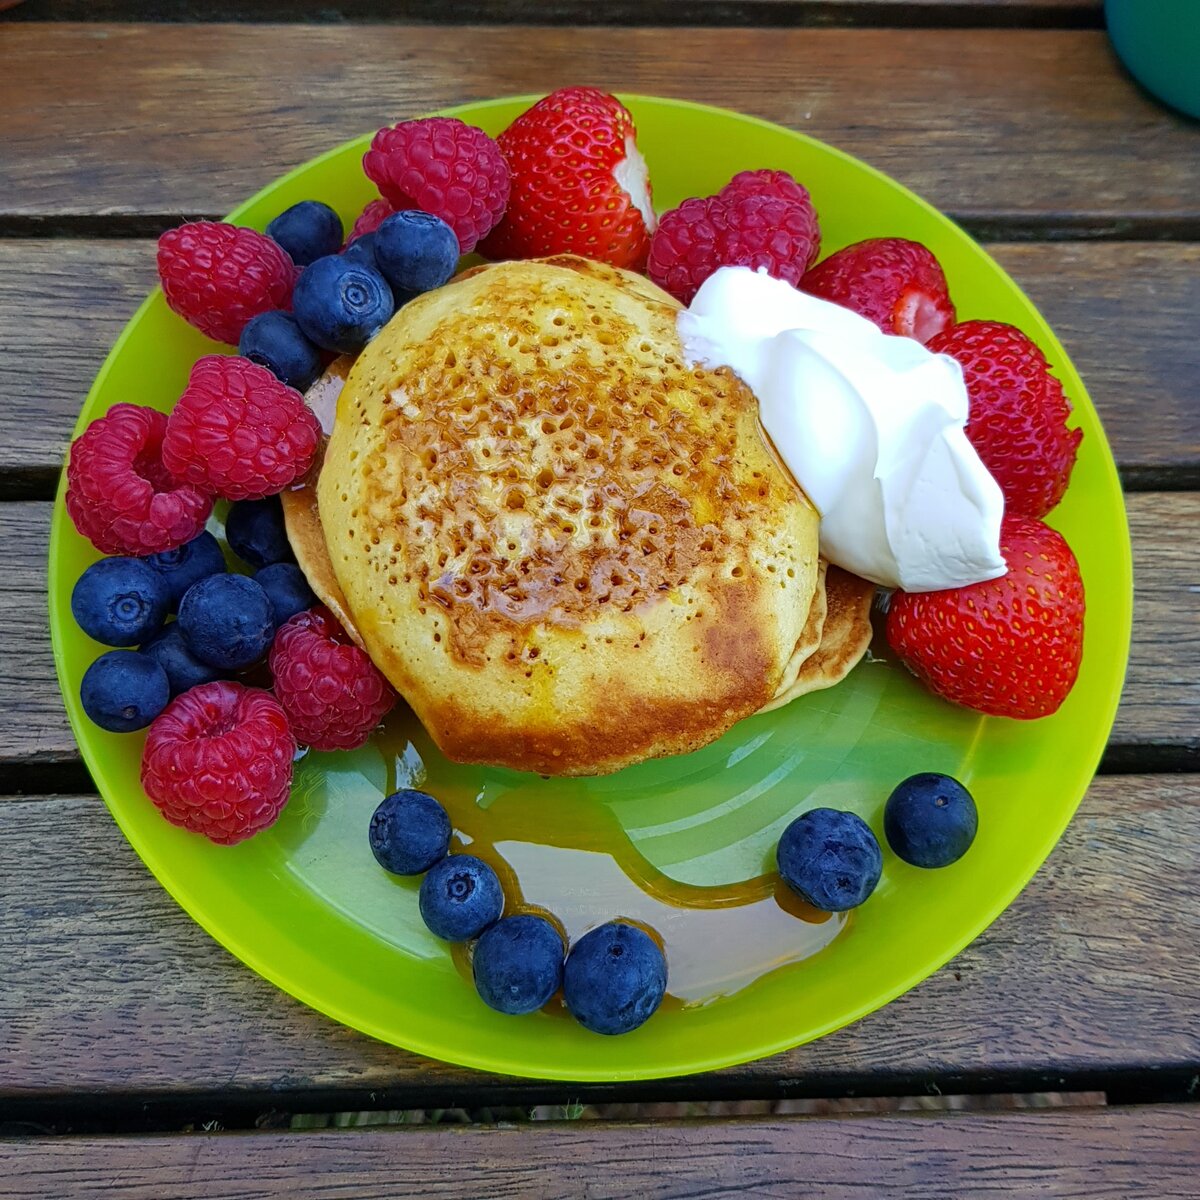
[928,320,1082,518]
[801,237,954,343]
[886,514,1085,720]
[480,87,655,270]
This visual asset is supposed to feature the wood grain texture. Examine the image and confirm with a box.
[0,241,147,498]
[2,1106,1197,1200]
[0,26,1195,229]
[4,0,1106,27]
[0,503,66,768]
[2,776,1197,1105]
[1116,494,1200,764]
[7,494,1198,771]
[2,240,1197,493]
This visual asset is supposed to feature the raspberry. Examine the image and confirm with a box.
[803,237,955,344]
[363,117,509,253]
[158,221,297,346]
[141,681,295,845]
[928,320,1082,518]
[269,606,396,750]
[719,168,815,208]
[65,403,213,556]
[161,355,322,502]
[648,185,821,306]
[345,197,395,246]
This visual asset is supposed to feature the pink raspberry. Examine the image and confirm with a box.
[719,168,815,209]
[345,197,395,246]
[65,403,213,556]
[363,117,510,253]
[141,681,295,845]
[158,221,297,346]
[648,183,821,306]
[161,355,322,502]
[269,606,396,751]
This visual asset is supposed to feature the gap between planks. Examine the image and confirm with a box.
[7,214,1200,243]
[3,0,1108,31]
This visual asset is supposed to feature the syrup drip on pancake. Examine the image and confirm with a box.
[361,269,787,648]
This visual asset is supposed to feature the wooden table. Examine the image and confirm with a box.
[1,2,1198,1195]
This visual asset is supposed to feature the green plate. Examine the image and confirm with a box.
[48,95,1131,1081]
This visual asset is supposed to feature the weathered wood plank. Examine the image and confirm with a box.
[2,240,1197,494]
[0,241,149,498]
[2,776,1196,1105]
[1,1106,1197,1200]
[990,243,1200,489]
[8,494,1197,771]
[4,0,1106,27]
[0,27,1193,228]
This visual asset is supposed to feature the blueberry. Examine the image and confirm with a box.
[265,200,343,267]
[562,922,667,1036]
[177,573,275,669]
[292,255,394,354]
[777,808,882,912]
[71,556,170,646]
[80,649,169,732]
[341,232,379,270]
[139,623,223,697]
[373,210,459,295]
[255,562,316,626]
[473,915,564,1016]
[225,496,293,569]
[238,310,323,392]
[369,788,452,875]
[418,854,503,942]
[144,531,226,610]
[884,773,978,868]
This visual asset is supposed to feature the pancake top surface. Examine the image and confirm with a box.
[319,255,820,775]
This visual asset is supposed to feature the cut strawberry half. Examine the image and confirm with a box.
[479,87,656,270]
[802,237,955,344]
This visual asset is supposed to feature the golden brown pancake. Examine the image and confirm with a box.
[316,255,821,775]
[757,566,876,713]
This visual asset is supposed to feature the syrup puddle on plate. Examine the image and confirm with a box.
[280,647,980,1013]
[370,711,847,1008]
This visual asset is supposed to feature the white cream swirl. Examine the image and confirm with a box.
[677,267,1005,593]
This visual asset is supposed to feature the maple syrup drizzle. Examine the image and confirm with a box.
[376,709,846,1009]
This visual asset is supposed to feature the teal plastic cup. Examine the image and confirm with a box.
[1106,0,1200,119]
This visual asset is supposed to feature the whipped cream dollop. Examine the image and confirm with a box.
[677,267,1006,592]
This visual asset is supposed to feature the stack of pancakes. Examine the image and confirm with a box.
[282,256,874,776]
